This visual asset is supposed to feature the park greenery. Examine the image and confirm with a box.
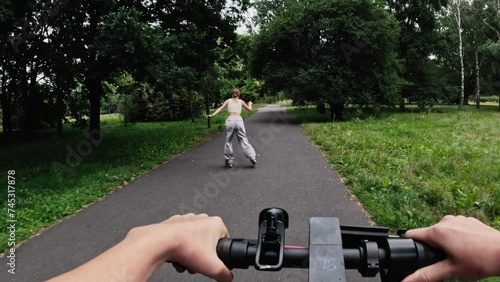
[0,0,499,253]
[289,104,500,230]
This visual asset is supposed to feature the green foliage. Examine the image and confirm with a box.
[434,0,500,107]
[251,0,286,27]
[250,0,403,119]
[145,91,204,122]
[405,59,453,109]
[102,72,205,122]
[67,83,90,129]
[387,0,449,107]
[1,0,249,136]
[214,34,263,106]
[95,7,166,74]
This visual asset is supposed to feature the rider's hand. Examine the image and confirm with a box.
[402,215,500,282]
[206,114,213,119]
[248,101,253,105]
[49,214,233,282]
[160,214,233,281]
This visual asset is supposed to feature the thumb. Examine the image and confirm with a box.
[402,260,454,282]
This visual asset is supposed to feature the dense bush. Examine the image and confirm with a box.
[102,73,204,123]
[145,91,204,122]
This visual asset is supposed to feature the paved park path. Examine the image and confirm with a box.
[0,105,378,282]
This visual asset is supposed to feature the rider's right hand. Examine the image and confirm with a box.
[162,214,233,282]
[402,215,500,282]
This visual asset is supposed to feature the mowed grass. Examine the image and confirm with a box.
[0,109,256,253]
[289,105,500,230]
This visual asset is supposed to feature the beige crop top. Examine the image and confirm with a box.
[227,99,242,113]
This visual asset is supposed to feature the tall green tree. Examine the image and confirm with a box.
[386,0,448,110]
[452,0,466,109]
[1,0,62,135]
[57,0,120,134]
[0,0,17,136]
[151,0,249,120]
[251,0,401,120]
[47,0,248,132]
[214,34,261,105]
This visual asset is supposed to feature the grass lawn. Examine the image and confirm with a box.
[0,108,257,253]
[288,104,500,230]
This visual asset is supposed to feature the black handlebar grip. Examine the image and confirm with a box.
[217,238,233,268]
[414,240,446,269]
[216,238,255,269]
[380,238,446,281]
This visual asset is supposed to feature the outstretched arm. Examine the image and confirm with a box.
[402,215,500,282]
[242,101,253,111]
[49,214,233,282]
[207,100,229,119]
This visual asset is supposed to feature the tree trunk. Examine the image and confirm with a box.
[189,89,195,123]
[204,70,210,128]
[329,102,345,121]
[399,99,406,112]
[475,47,481,109]
[455,1,465,110]
[29,60,40,131]
[21,59,35,134]
[317,102,326,114]
[399,36,408,113]
[86,78,102,135]
[56,90,64,136]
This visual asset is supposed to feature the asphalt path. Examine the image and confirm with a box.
[0,105,378,282]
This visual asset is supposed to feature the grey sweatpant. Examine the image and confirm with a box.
[224,117,256,162]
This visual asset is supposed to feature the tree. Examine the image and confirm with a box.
[214,34,261,106]
[437,0,500,109]
[151,0,249,121]
[476,0,500,110]
[0,0,17,136]
[251,0,402,120]
[251,0,286,28]
[386,0,448,110]
[0,0,66,135]
[465,0,495,108]
[0,0,251,138]
[451,0,466,109]
[42,4,82,134]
